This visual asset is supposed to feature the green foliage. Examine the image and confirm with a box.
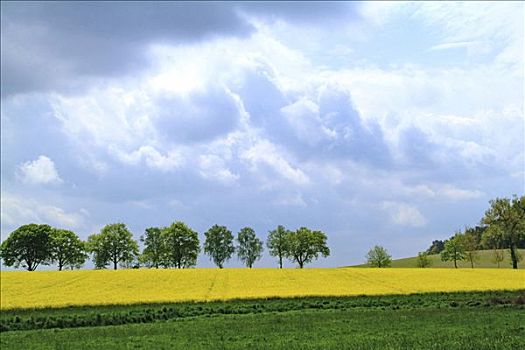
[426,240,445,255]
[266,225,290,268]
[49,229,87,271]
[482,195,525,269]
[416,252,431,268]
[366,245,392,267]
[460,229,480,268]
[440,233,466,268]
[0,224,53,271]
[204,225,234,268]
[162,221,200,269]
[236,227,263,268]
[285,227,330,268]
[86,223,139,270]
[140,227,164,268]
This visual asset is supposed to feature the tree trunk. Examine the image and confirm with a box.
[279,255,282,269]
[470,257,473,269]
[113,260,118,270]
[59,264,63,271]
[299,260,304,268]
[454,258,457,268]
[510,245,518,269]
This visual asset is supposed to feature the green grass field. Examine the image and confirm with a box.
[1,291,524,349]
[353,249,524,268]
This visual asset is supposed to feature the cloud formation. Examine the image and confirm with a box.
[17,155,62,185]
[1,2,523,267]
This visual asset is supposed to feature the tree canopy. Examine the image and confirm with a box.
[266,225,290,268]
[204,225,234,268]
[440,233,466,268]
[481,195,525,269]
[162,221,200,269]
[140,227,165,269]
[236,227,263,268]
[366,245,392,268]
[0,224,53,271]
[87,223,139,270]
[285,227,330,268]
[50,229,87,271]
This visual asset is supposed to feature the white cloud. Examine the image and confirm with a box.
[240,139,310,186]
[111,145,184,172]
[17,155,62,185]
[198,154,239,185]
[382,201,427,227]
[1,193,85,230]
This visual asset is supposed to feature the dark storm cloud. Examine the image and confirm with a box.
[1,1,254,97]
[1,1,360,98]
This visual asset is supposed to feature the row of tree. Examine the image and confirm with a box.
[425,195,524,269]
[0,223,330,271]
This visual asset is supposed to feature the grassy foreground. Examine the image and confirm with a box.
[2,268,524,309]
[1,291,524,350]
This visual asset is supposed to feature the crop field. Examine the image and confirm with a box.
[1,291,524,349]
[1,268,524,309]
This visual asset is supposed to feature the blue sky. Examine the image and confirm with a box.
[1,1,524,268]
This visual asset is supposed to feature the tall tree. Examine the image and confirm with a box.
[285,227,330,268]
[140,227,165,269]
[204,225,234,268]
[482,227,506,268]
[50,229,87,271]
[0,224,53,271]
[267,225,290,268]
[87,223,139,270]
[163,221,200,269]
[366,245,392,268]
[482,195,525,269]
[440,233,466,268]
[237,227,263,268]
[461,228,480,268]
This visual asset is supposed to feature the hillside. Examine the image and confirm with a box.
[353,249,525,269]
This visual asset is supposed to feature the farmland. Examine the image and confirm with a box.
[1,268,524,309]
[1,291,524,349]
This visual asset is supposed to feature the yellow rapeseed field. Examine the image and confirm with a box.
[1,268,523,309]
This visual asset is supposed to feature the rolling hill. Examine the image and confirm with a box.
[352,249,525,269]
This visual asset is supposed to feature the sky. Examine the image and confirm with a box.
[1,1,524,268]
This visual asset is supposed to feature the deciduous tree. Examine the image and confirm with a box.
[440,233,466,268]
[416,251,432,268]
[266,225,290,268]
[366,245,392,268]
[87,223,139,270]
[0,224,53,271]
[482,195,525,269]
[236,227,263,268]
[285,227,330,268]
[140,227,165,269]
[163,221,200,269]
[50,229,87,271]
[204,225,234,268]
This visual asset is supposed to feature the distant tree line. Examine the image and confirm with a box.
[0,222,329,271]
[423,195,524,269]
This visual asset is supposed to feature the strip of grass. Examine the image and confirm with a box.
[1,290,523,332]
[1,306,524,350]
[352,249,525,268]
